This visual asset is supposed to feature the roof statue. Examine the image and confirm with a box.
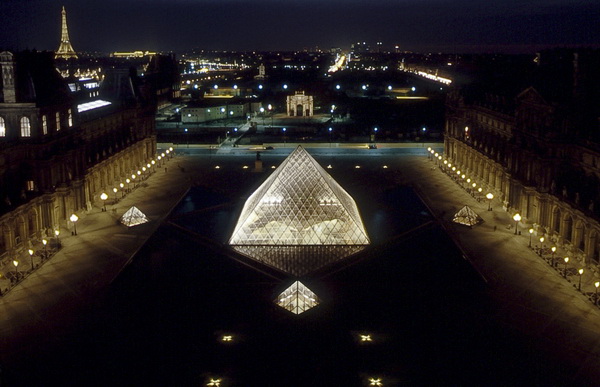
[275,281,319,314]
[55,6,78,59]
[120,206,149,227]
[452,205,483,227]
[229,146,369,276]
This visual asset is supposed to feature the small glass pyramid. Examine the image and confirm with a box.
[120,206,149,227]
[275,281,319,314]
[452,205,482,226]
[229,146,369,275]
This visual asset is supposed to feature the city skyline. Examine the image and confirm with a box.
[0,0,598,54]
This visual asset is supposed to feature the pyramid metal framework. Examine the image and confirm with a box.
[120,206,149,227]
[275,281,319,314]
[452,205,483,226]
[229,146,369,276]
[55,6,78,59]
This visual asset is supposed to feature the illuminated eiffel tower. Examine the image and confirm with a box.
[55,6,78,59]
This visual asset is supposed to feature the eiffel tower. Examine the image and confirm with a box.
[55,6,78,59]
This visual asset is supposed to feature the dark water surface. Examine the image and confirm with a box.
[5,163,574,386]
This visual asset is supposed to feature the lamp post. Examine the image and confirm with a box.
[578,268,584,291]
[100,192,108,212]
[282,127,287,144]
[486,193,494,211]
[595,282,600,305]
[113,187,118,202]
[539,236,545,256]
[55,229,60,246]
[563,257,569,277]
[28,248,34,271]
[551,246,556,266]
[42,238,47,260]
[125,178,130,192]
[513,213,521,235]
[328,127,333,147]
[70,213,79,235]
[13,260,19,280]
[528,228,534,247]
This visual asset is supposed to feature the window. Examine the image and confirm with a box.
[26,180,35,191]
[0,116,5,137]
[42,115,48,135]
[20,117,31,137]
[56,112,61,131]
[68,109,73,127]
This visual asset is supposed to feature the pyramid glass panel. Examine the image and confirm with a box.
[452,205,482,226]
[120,206,149,227]
[275,281,319,314]
[230,146,369,275]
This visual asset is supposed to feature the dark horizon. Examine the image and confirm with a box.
[1,0,599,55]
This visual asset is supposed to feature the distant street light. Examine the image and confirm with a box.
[564,257,569,277]
[70,213,79,235]
[28,248,34,271]
[13,260,19,279]
[578,268,584,291]
[595,282,600,305]
[42,238,48,260]
[513,213,521,235]
[113,187,118,202]
[528,228,534,247]
[486,193,494,206]
[54,229,60,246]
[100,192,108,212]
[551,246,556,266]
[539,236,545,255]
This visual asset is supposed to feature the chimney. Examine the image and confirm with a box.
[0,51,17,103]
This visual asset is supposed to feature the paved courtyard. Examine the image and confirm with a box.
[1,143,600,383]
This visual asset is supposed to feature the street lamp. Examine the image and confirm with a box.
[551,246,556,266]
[125,178,130,192]
[100,192,108,212]
[486,193,494,210]
[28,248,34,271]
[595,282,599,305]
[513,213,521,235]
[539,236,545,255]
[113,187,118,202]
[42,238,48,260]
[13,260,19,280]
[563,257,569,277]
[70,213,79,235]
[578,268,584,291]
[528,228,534,247]
[55,229,60,246]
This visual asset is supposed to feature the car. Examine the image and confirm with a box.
[368,144,377,149]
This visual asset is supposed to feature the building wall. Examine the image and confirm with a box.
[445,88,600,266]
[0,107,155,262]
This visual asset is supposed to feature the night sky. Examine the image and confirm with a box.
[1,0,599,53]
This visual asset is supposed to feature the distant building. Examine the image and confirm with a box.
[286,91,313,117]
[180,100,256,124]
[111,51,157,58]
[0,50,156,260]
[254,63,267,80]
[444,49,600,265]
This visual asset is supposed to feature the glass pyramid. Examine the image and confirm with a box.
[275,281,319,314]
[452,205,482,226]
[120,206,149,227]
[229,146,369,276]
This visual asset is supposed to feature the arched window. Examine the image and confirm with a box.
[20,117,31,137]
[68,109,73,127]
[0,116,5,137]
[55,112,61,131]
[42,115,48,135]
